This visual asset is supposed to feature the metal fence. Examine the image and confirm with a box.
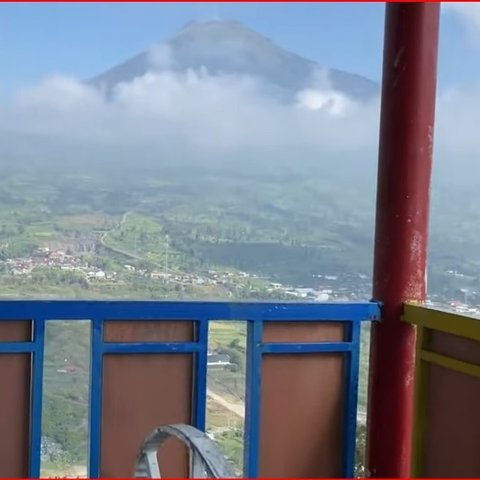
[404,303,480,477]
[0,300,380,478]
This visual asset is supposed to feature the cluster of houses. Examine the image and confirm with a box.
[2,247,116,281]
[144,268,260,289]
[1,246,263,293]
[426,299,480,317]
[2,244,373,302]
[267,272,372,302]
[207,352,231,367]
[5,247,81,276]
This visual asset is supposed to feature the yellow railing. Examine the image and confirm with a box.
[404,303,480,477]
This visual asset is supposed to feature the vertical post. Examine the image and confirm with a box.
[367,3,440,478]
[342,320,361,477]
[193,318,209,431]
[29,318,45,478]
[88,317,104,478]
[244,319,263,478]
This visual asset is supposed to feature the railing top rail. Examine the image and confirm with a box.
[0,299,375,478]
[0,300,381,322]
[404,302,480,341]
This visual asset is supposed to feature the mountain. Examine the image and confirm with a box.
[88,19,378,102]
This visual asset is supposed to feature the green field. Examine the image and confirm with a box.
[0,160,475,475]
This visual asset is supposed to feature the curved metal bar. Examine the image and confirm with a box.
[134,424,236,478]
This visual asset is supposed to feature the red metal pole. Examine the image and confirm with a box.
[367,3,440,478]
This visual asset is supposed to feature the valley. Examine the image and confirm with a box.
[1,15,479,477]
[0,162,477,475]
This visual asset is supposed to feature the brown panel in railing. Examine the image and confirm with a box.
[104,320,193,342]
[421,362,480,476]
[263,321,343,343]
[0,321,32,478]
[430,329,480,365]
[101,321,194,478]
[259,346,344,477]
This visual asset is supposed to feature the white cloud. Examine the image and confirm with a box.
[435,81,480,156]
[1,62,480,180]
[444,3,480,45]
[295,88,355,116]
[14,75,103,112]
[1,68,381,158]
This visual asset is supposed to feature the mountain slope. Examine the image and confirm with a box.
[88,19,378,101]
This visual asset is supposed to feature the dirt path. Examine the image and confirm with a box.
[100,212,144,260]
[206,388,367,426]
[207,388,245,418]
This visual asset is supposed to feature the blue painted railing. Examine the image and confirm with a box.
[0,300,381,478]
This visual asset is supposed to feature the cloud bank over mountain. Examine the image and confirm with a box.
[0,17,479,179]
[5,67,379,157]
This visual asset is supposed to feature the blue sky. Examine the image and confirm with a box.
[0,2,479,96]
[0,3,479,193]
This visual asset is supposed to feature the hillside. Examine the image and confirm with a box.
[89,19,378,102]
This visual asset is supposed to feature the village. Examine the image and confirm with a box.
[3,247,117,281]
[1,243,477,318]
[0,242,373,301]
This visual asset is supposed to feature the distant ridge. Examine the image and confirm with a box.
[88,19,378,102]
